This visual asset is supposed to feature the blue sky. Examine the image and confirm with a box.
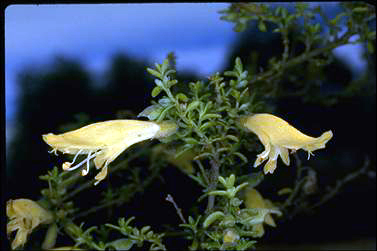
[5,3,368,146]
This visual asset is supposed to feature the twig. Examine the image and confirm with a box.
[310,156,371,210]
[282,153,307,209]
[73,161,162,220]
[206,155,220,213]
[165,194,187,224]
[250,31,356,85]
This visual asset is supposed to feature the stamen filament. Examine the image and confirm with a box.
[70,149,83,164]
[307,151,315,160]
[65,151,98,172]
[81,152,92,176]
[48,149,58,156]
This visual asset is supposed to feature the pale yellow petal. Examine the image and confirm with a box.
[244,188,266,209]
[302,130,333,152]
[93,143,129,170]
[94,165,108,185]
[7,219,21,234]
[42,120,160,153]
[264,158,277,174]
[263,145,278,174]
[241,113,329,150]
[12,228,29,250]
[264,214,276,227]
[278,146,290,166]
[252,223,265,237]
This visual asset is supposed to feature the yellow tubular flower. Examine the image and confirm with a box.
[244,188,277,238]
[7,199,54,250]
[240,113,333,174]
[42,120,177,185]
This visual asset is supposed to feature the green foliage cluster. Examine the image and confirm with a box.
[6,3,375,251]
[220,3,375,104]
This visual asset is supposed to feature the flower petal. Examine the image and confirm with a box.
[301,130,333,152]
[278,146,290,166]
[264,158,277,174]
[94,165,108,185]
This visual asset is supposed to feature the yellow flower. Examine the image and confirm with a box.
[43,120,177,185]
[7,199,54,250]
[244,188,278,237]
[223,228,240,245]
[240,113,333,174]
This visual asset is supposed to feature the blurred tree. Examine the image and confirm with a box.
[6,57,92,199]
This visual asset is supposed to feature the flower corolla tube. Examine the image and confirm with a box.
[42,120,177,185]
[240,113,333,174]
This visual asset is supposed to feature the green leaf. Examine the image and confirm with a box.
[227,174,235,187]
[141,226,151,234]
[237,80,248,88]
[167,79,178,88]
[161,59,169,73]
[203,211,225,228]
[147,68,162,79]
[231,89,240,99]
[154,79,164,87]
[199,121,217,131]
[186,100,200,113]
[184,137,199,145]
[201,113,222,121]
[225,135,239,142]
[235,57,243,72]
[107,238,136,250]
[194,152,213,160]
[224,70,237,77]
[152,86,162,97]
[233,152,248,163]
[137,105,163,120]
[158,97,172,107]
[218,176,227,187]
[176,93,189,102]
[239,103,249,111]
[156,105,173,122]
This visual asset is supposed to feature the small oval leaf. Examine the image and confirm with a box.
[203,211,225,228]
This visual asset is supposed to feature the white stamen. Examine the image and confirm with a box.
[48,149,58,156]
[70,149,83,164]
[81,152,92,176]
[65,151,98,172]
[307,151,315,160]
